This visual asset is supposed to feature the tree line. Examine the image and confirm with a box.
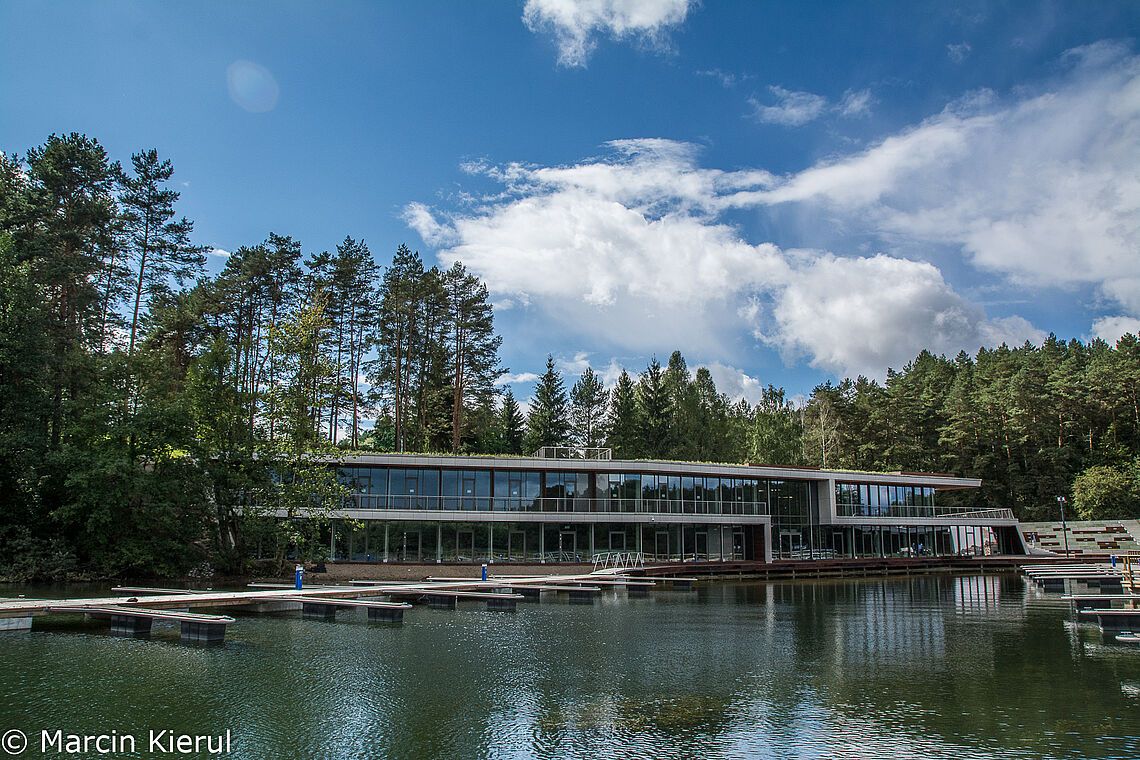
[521,344,1140,525]
[2,133,1138,580]
[0,134,503,579]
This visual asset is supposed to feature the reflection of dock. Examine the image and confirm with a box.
[0,571,668,642]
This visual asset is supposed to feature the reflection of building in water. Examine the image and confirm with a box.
[951,574,1003,614]
[831,580,947,662]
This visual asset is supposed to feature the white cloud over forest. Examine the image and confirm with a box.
[405,43,1140,378]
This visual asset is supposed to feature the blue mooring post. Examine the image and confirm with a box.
[1112,555,1118,569]
[295,564,304,590]
[481,563,488,582]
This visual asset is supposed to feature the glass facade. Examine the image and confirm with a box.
[329,519,762,563]
[334,466,778,517]
[835,482,947,518]
[320,463,1010,564]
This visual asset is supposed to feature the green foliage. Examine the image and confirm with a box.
[1072,464,1140,520]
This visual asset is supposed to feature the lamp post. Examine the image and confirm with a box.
[1057,495,1069,557]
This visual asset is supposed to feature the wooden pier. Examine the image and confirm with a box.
[49,606,235,642]
[0,569,656,642]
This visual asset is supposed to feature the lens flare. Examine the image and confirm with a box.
[226,59,279,113]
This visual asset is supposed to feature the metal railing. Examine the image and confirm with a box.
[592,551,646,572]
[533,446,612,460]
[835,505,1015,520]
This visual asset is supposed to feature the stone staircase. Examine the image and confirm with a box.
[1020,519,1140,555]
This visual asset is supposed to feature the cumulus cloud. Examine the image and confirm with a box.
[699,362,765,404]
[208,248,231,258]
[406,137,1039,378]
[761,254,1043,376]
[755,41,1140,317]
[523,0,695,68]
[1091,315,1140,344]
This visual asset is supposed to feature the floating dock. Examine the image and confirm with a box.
[0,569,663,642]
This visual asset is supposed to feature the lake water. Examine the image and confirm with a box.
[1,575,1139,759]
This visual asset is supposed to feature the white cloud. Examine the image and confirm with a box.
[523,0,695,68]
[751,85,875,126]
[697,68,749,89]
[754,41,1140,318]
[407,137,1041,378]
[947,42,972,63]
[402,202,453,247]
[208,248,231,258]
[1091,315,1140,344]
[837,88,874,118]
[556,352,593,376]
[496,371,540,385]
[750,86,829,126]
[699,362,765,404]
[759,254,1043,377]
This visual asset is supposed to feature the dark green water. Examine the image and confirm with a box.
[2,574,1139,759]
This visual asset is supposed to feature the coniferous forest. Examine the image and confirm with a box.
[3,134,1140,580]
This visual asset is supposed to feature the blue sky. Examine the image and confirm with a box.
[3,0,1140,401]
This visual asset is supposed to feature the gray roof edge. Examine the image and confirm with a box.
[323,453,981,487]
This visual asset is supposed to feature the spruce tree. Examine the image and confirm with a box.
[663,350,699,459]
[498,387,526,454]
[571,366,609,448]
[606,369,641,458]
[637,357,670,459]
[525,355,571,452]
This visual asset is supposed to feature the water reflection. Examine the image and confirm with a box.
[2,575,1139,759]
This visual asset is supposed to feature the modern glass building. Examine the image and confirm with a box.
[320,450,1025,564]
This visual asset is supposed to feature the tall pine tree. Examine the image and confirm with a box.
[571,366,609,448]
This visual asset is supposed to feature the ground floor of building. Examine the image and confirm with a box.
[320,518,1023,564]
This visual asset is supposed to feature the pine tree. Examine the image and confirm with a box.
[606,369,641,458]
[119,149,205,359]
[369,244,424,451]
[571,366,609,448]
[525,355,571,452]
[441,261,502,453]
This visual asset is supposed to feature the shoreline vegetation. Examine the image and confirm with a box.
[2,133,1139,582]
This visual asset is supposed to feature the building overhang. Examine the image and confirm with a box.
[325,453,981,490]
